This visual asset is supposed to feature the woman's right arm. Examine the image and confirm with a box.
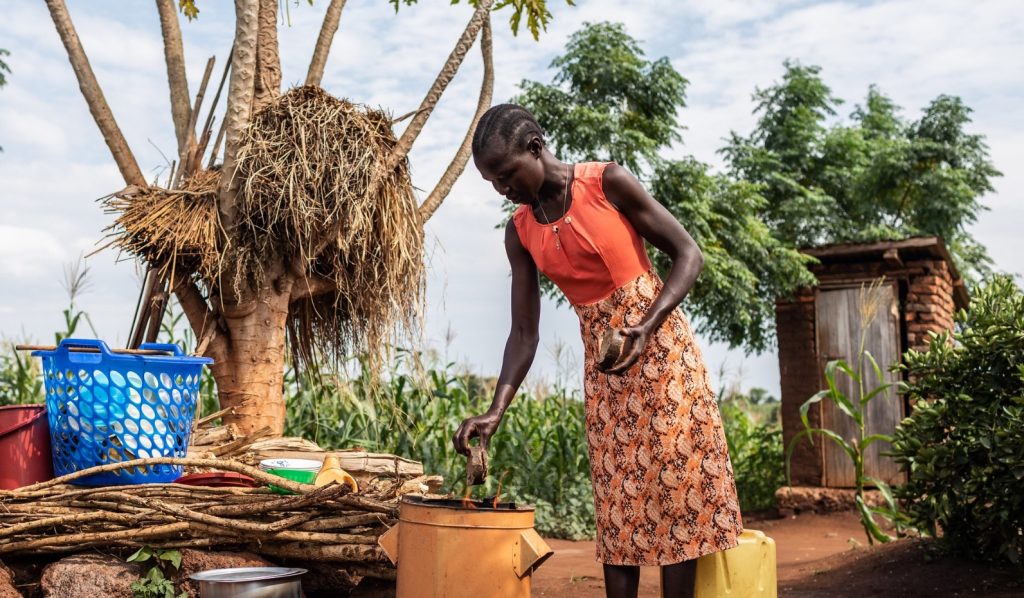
[453,219,541,455]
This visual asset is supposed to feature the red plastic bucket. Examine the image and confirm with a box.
[0,404,54,489]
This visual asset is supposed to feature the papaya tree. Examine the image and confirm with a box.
[44,0,562,435]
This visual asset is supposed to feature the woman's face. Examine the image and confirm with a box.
[474,138,545,204]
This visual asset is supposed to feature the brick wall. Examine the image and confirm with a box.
[776,289,823,485]
[904,259,957,351]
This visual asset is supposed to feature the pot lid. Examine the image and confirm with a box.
[190,567,307,583]
[258,458,322,471]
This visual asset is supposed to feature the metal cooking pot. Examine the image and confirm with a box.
[189,567,307,598]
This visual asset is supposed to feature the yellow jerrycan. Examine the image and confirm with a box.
[692,529,777,598]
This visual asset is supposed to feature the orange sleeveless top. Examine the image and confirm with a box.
[513,162,652,305]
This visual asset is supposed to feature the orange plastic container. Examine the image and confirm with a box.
[379,495,553,598]
[0,404,54,489]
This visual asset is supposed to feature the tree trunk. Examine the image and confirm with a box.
[45,0,146,187]
[305,0,347,87]
[218,0,259,234]
[252,0,281,112]
[155,0,193,156]
[208,280,293,435]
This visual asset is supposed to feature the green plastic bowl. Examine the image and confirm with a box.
[267,467,316,495]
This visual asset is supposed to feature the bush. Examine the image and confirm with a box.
[719,390,784,512]
[891,276,1024,564]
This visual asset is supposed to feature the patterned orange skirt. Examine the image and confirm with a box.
[573,270,744,566]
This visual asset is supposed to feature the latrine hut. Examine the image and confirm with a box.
[777,237,969,488]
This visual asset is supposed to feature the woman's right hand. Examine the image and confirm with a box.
[453,411,502,456]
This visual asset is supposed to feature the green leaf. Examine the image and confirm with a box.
[158,549,182,570]
[863,350,887,388]
[855,495,894,544]
[823,360,862,426]
[859,382,894,406]
[798,390,830,431]
[127,547,152,563]
[861,434,892,451]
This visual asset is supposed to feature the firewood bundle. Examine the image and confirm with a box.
[0,456,441,580]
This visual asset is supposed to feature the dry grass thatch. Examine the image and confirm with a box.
[235,85,424,367]
[103,85,424,369]
[102,169,220,283]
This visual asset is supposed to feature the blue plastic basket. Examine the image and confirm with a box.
[33,339,213,486]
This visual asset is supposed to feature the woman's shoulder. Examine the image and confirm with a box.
[510,204,531,232]
[575,161,614,181]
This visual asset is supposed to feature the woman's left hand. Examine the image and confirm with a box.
[602,324,652,375]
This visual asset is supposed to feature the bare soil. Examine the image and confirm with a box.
[532,510,1023,597]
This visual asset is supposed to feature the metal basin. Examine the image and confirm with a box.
[189,567,307,598]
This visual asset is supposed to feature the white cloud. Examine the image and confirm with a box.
[0,226,67,279]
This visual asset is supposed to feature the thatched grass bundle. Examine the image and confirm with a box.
[102,169,220,283]
[234,85,424,366]
[103,85,425,369]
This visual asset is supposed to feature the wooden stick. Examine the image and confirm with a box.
[0,511,150,539]
[252,541,388,564]
[198,45,233,157]
[203,483,348,517]
[212,426,274,456]
[14,344,175,356]
[0,522,190,554]
[2,457,316,496]
[173,55,216,189]
[206,114,228,169]
[194,407,235,429]
[295,513,388,532]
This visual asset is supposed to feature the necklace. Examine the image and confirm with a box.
[536,163,571,251]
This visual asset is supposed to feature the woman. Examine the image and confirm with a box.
[453,104,743,598]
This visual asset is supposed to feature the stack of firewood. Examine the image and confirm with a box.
[0,424,443,580]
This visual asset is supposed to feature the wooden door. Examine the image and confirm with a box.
[815,284,903,487]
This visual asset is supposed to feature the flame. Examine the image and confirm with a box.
[461,484,477,510]
[491,470,509,509]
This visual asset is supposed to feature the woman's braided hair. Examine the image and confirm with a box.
[472,104,545,157]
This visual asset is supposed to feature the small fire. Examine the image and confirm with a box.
[461,484,477,510]
[491,470,509,509]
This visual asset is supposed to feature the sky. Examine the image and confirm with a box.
[1,0,1021,398]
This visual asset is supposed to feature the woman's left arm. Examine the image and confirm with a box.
[601,163,703,374]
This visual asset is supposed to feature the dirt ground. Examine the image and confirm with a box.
[531,510,1023,597]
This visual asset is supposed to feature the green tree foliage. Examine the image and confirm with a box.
[718,385,784,512]
[724,61,1001,281]
[517,22,687,172]
[392,0,576,41]
[1,48,9,152]
[515,22,814,352]
[0,48,9,87]
[648,159,813,349]
[891,276,1024,564]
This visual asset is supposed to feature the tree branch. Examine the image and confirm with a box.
[156,0,192,156]
[305,0,347,87]
[391,0,494,167]
[306,0,494,263]
[252,0,281,112]
[45,0,146,187]
[218,0,259,235]
[290,274,338,302]
[418,16,493,223]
